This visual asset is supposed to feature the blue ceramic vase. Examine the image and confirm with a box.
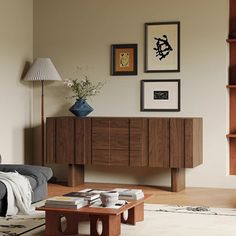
[69,99,93,117]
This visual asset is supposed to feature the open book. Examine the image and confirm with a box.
[90,200,127,209]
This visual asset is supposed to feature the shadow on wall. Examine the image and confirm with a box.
[20,61,31,81]
[23,86,72,168]
[24,125,42,166]
[24,125,68,182]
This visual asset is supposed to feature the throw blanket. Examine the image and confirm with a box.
[0,171,34,216]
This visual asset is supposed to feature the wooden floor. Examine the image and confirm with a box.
[48,182,236,208]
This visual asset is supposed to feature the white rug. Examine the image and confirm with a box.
[2,203,236,235]
[0,214,44,236]
[0,201,45,236]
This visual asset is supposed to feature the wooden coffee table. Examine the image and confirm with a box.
[37,194,150,236]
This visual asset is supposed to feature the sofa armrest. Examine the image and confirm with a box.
[0,165,53,185]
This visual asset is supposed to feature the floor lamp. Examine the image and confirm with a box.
[24,58,62,165]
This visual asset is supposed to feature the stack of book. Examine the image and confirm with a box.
[63,189,106,204]
[45,196,87,209]
[113,188,144,200]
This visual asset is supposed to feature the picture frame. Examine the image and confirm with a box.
[111,44,137,75]
[141,79,180,111]
[145,22,180,72]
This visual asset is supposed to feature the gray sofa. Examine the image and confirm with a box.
[0,164,53,216]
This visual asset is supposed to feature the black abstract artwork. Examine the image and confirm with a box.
[153,35,173,60]
[153,91,169,100]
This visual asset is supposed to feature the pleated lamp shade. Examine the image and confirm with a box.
[24,58,61,81]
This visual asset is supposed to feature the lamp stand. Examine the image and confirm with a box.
[23,58,62,166]
[41,80,45,166]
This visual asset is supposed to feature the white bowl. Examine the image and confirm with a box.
[100,191,119,207]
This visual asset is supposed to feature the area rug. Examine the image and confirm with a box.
[2,203,236,236]
[0,201,45,236]
[0,214,44,236]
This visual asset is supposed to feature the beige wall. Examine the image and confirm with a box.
[0,0,33,164]
[34,0,235,188]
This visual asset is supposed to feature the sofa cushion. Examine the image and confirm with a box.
[0,165,53,186]
[24,175,37,190]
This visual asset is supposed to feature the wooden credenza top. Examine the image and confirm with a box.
[47,116,202,119]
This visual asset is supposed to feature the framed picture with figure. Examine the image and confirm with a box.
[141,79,180,111]
[145,22,180,72]
[111,44,137,75]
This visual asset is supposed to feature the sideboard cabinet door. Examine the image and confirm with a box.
[75,118,91,165]
[184,118,203,167]
[91,118,110,165]
[169,118,203,168]
[170,118,185,168]
[91,118,130,166]
[110,118,129,166]
[46,117,92,165]
[149,118,170,167]
[55,117,75,164]
[46,117,75,164]
[130,118,148,167]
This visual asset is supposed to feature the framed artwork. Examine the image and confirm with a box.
[111,44,137,75]
[145,22,180,72]
[141,79,180,111]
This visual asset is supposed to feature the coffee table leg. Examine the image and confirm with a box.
[121,202,144,225]
[63,213,79,235]
[90,214,121,236]
[45,211,78,236]
[45,212,62,236]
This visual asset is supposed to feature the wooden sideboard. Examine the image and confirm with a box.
[46,117,203,192]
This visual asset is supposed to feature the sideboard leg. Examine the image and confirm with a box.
[68,164,84,187]
[171,168,185,192]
